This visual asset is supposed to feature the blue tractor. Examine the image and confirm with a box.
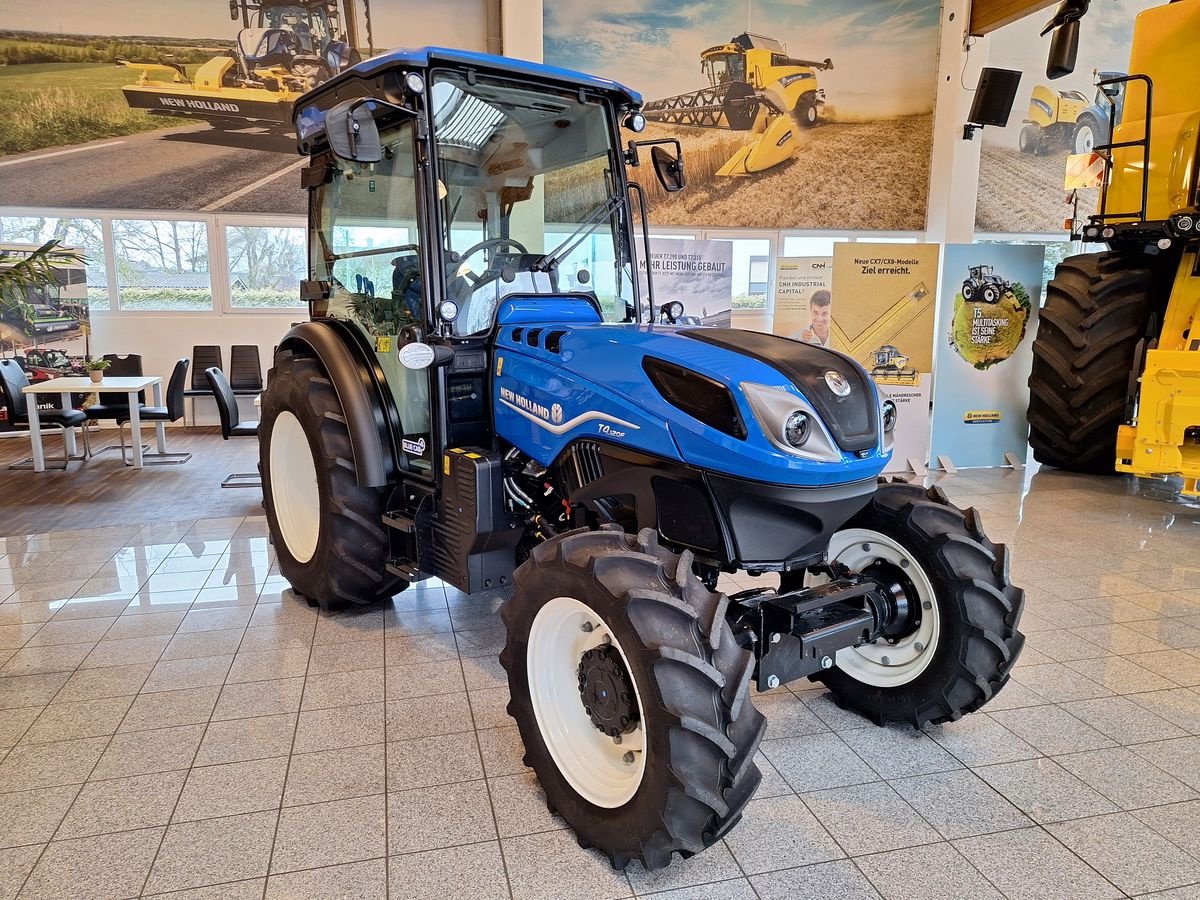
[261,48,1025,870]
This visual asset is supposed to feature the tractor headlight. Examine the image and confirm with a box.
[405,72,425,94]
[624,111,647,132]
[882,399,897,433]
[784,411,810,447]
[740,382,841,462]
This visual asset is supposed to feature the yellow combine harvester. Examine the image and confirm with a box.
[120,0,364,131]
[1028,0,1200,496]
[869,346,920,385]
[642,32,832,177]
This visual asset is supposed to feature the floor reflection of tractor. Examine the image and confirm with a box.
[870,345,919,384]
[961,265,1011,303]
[642,32,833,177]
[121,0,366,131]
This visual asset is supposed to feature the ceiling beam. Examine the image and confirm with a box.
[969,0,1060,35]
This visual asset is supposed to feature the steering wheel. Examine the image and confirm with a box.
[452,237,530,285]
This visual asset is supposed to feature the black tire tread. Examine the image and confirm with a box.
[500,525,765,871]
[260,351,404,609]
[821,478,1025,729]
[1027,251,1154,474]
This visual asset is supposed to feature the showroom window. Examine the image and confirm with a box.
[0,214,109,309]
[112,218,213,311]
[704,235,774,309]
[781,235,849,256]
[223,224,306,309]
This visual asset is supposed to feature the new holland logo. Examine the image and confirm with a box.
[159,97,242,113]
[824,370,851,397]
[499,386,639,436]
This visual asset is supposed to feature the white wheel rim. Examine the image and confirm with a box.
[269,410,321,564]
[527,596,647,808]
[811,528,940,688]
[1076,125,1094,153]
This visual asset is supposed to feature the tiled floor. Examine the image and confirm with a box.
[0,467,1199,899]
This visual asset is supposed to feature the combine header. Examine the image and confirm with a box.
[643,32,832,176]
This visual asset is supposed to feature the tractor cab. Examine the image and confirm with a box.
[228,0,355,88]
[293,48,679,478]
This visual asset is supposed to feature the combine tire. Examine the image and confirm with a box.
[501,526,764,871]
[259,350,405,610]
[797,93,819,127]
[814,480,1025,729]
[1027,252,1155,474]
[1018,124,1040,154]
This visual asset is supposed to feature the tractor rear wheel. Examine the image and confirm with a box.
[260,350,406,610]
[1027,252,1155,474]
[501,526,765,871]
[814,480,1025,728]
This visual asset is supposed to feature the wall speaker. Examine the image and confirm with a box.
[968,67,1023,127]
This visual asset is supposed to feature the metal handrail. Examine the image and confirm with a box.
[1092,73,1153,224]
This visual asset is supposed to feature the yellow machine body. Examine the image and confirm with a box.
[1025,84,1087,128]
[1105,1,1200,223]
[1096,1,1200,495]
[1116,249,1200,496]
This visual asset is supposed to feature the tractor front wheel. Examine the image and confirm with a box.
[501,526,765,871]
[813,480,1025,728]
[961,282,975,301]
[1018,124,1040,154]
[260,350,406,610]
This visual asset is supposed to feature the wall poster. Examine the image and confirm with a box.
[974,1,1156,234]
[0,243,92,429]
[930,243,1045,468]
[773,257,833,345]
[646,237,734,327]
[831,242,940,471]
[545,1,941,231]
[0,0,486,214]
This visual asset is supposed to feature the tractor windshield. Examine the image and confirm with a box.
[259,4,332,50]
[430,69,638,336]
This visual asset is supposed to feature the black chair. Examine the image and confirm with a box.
[206,366,259,488]
[185,345,223,425]
[229,345,263,395]
[85,353,146,455]
[116,357,192,466]
[0,359,90,470]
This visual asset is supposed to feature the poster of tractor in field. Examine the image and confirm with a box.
[0,0,484,213]
[544,0,940,230]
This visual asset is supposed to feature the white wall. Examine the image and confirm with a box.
[89,310,295,425]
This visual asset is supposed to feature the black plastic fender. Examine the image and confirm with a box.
[276,319,401,488]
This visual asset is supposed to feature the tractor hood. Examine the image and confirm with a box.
[491,297,890,487]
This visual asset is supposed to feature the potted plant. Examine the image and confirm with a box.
[84,357,110,383]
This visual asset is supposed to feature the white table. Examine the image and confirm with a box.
[22,375,165,471]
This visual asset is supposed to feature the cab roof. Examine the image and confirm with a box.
[302,45,642,113]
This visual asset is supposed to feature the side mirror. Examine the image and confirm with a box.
[229,0,239,20]
[1046,19,1080,79]
[651,144,686,193]
[326,99,383,163]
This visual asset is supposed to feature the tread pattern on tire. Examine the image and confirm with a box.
[820,478,1025,729]
[1027,251,1154,474]
[260,351,404,609]
[500,525,765,871]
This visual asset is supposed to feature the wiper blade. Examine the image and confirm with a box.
[530,195,623,273]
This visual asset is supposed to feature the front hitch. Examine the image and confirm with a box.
[729,575,917,690]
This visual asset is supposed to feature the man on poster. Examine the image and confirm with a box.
[798,289,832,346]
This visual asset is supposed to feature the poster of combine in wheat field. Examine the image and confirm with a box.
[544,0,940,231]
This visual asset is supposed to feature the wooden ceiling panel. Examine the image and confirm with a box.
[969,0,1060,35]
